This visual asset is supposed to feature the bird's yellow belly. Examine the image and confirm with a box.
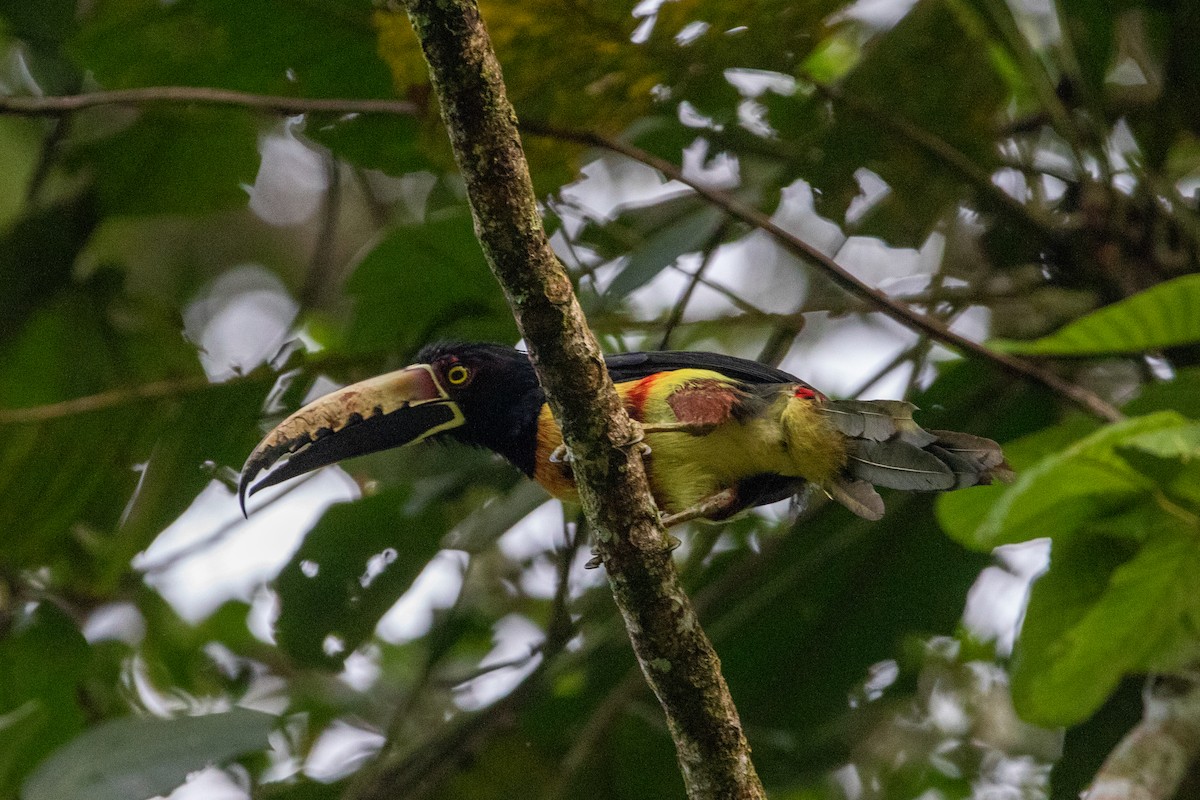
[640,419,795,513]
[531,386,846,516]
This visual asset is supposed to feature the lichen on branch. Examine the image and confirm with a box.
[396,0,765,796]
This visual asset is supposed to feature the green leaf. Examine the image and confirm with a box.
[1127,367,1200,417]
[1012,529,1200,726]
[1120,421,1200,460]
[937,415,1099,550]
[0,283,261,590]
[440,481,551,553]
[602,204,724,301]
[70,0,394,99]
[113,382,267,574]
[70,108,259,216]
[961,412,1188,550]
[343,210,517,353]
[775,0,1007,243]
[1116,422,1200,508]
[22,708,277,800]
[0,605,90,796]
[995,274,1200,356]
[274,486,446,668]
[0,197,100,345]
[306,114,430,178]
[0,0,77,47]
[0,118,44,231]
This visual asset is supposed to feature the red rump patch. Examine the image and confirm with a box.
[793,385,818,400]
[625,373,664,420]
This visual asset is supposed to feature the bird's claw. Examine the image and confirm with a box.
[622,423,652,456]
[549,444,574,464]
[583,536,678,569]
[551,428,650,466]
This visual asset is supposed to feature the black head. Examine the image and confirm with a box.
[238,342,547,514]
[415,342,544,474]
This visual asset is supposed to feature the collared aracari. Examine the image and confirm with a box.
[239,342,1010,524]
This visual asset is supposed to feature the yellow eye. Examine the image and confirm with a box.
[447,364,470,385]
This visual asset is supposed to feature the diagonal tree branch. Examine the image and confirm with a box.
[0,85,1122,422]
[394,1,764,797]
[520,122,1123,423]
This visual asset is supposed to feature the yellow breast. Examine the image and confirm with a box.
[529,371,847,515]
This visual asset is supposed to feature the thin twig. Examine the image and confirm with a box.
[25,114,72,204]
[659,222,728,350]
[0,350,398,425]
[0,87,419,117]
[137,471,325,574]
[846,337,929,399]
[0,374,230,425]
[299,154,344,310]
[802,77,1057,241]
[2,87,1119,420]
[522,122,1123,423]
[666,262,773,318]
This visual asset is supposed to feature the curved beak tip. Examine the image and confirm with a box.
[235,364,465,516]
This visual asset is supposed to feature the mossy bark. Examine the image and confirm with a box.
[400,0,765,796]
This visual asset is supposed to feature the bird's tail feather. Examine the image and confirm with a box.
[818,400,1011,519]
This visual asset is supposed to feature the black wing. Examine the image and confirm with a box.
[604,350,808,387]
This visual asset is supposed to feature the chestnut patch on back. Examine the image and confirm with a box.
[667,380,742,426]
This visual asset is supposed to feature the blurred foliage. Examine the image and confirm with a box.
[1,0,1199,798]
[996,273,1200,356]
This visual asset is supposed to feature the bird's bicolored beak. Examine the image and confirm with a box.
[238,364,465,514]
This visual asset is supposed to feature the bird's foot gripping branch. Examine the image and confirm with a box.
[240,342,1010,525]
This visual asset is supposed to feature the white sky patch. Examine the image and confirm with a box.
[836,236,924,287]
[137,472,357,624]
[340,647,383,693]
[948,304,992,343]
[83,602,146,646]
[452,614,545,711]
[375,550,469,644]
[724,68,796,98]
[1108,56,1149,87]
[962,540,1050,655]
[832,0,919,28]
[247,126,328,227]
[993,167,1030,204]
[164,766,250,800]
[680,139,738,185]
[846,168,892,225]
[561,155,688,218]
[515,555,561,600]
[303,721,386,783]
[675,20,709,45]
[496,500,566,561]
[182,265,299,381]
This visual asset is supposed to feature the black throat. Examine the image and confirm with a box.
[421,344,545,476]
